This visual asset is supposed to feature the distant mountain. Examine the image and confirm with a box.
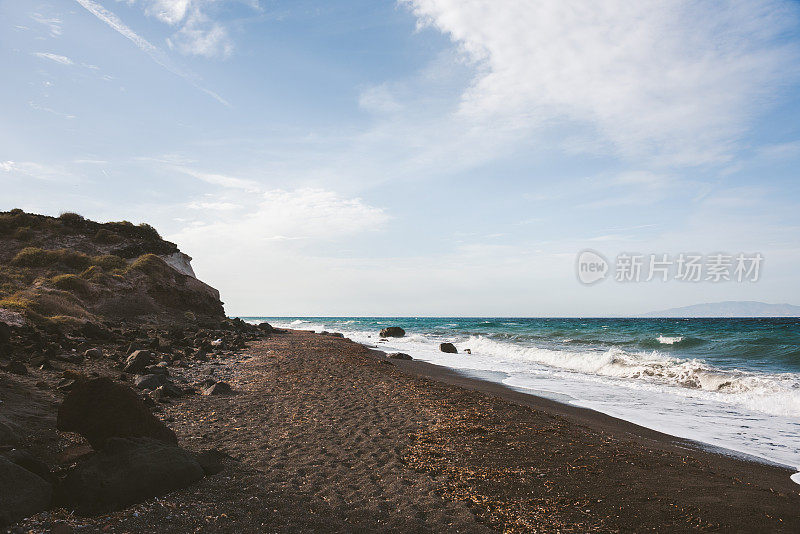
[643,301,800,318]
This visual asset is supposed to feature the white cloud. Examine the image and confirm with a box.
[30,13,63,37]
[74,0,230,105]
[402,0,799,166]
[125,0,243,58]
[0,161,79,182]
[170,188,389,283]
[172,166,261,191]
[33,52,73,65]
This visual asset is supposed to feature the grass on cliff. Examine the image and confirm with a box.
[0,288,93,321]
[11,247,127,271]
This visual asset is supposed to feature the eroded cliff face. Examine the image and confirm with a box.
[0,210,225,329]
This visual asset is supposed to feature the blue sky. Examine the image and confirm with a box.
[2,0,800,316]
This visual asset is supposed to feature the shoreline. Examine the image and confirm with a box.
[383,347,800,478]
[9,327,800,532]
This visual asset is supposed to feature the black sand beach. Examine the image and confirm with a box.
[8,328,799,533]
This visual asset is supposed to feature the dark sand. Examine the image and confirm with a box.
[9,329,800,533]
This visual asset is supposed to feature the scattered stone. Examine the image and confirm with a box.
[388,352,412,360]
[134,373,170,390]
[202,381,232,395]
[57,377,177,450]
[123,350,152,374]
[58,437,203,514]
[0,455,52,527]
[5,361,27,375]
[379,327,405,338]
[84,348,103,359]
[464,348,472,354]
[143,364,169,376]
[440,342,458,354]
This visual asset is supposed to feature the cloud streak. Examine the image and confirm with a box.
[33,52,73,65]
[73,0,230,106]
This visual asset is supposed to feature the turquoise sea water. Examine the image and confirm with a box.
[242,317,800,479]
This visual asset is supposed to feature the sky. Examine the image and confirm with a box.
[2,0,800,316]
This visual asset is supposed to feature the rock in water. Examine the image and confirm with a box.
[0,455,52,527]
[57,377,177,450]
[123,350,152,374]
[379,327,405,338]
[388,352,412,360]
[59,437,203,514]
[439,342,458,354]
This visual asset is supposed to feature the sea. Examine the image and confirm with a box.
[241,316,800,482]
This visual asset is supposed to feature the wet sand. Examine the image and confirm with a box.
[11,329,800,533]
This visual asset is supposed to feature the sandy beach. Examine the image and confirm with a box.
[7,327,798,533]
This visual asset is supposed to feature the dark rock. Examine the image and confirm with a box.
[439,342,458,354]
[84,348,103,359]
[143,365,169,376]
[202,382,232,395]
[123,350,152,374]
[379,327,405,338]
[388,352,412,360]
[0,455,51,526]
[329,332,344,338]
[55,353,83,364]
[193,349,208,361]
[134,374,170,390]
[257,322,274,334]
[3,449,54,485]
[80,322,111,340]
[0,322,10,345]
[195,449,233,476]
[57,377,177,450]
[58,437,203,514]
[6,361,27,375]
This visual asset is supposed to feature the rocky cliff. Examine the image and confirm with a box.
[0,209,225,330]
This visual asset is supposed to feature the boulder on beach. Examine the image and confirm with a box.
[257,322,274,335]
[388,352,412,360]
[0,455,52,527]
[123,350,152,374]
[380,327,405,338]
[57,377,177,450]
[58,437,204,515]
[133,373,170,390]
[439,342,458,354]
[202,381,232,395]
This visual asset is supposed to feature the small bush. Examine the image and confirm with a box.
[51,274,90,295]
[91,254,126,270]
[127,254,168,276]
[93,228,121,244]
[59,212,85,227]
[11,247,92,271]
[11,247,55,267]
[0,210,30,235]
[13,227,33,241]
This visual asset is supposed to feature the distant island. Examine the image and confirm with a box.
[644,301,800,317]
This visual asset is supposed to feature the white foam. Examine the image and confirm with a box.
[658,335,683,344]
